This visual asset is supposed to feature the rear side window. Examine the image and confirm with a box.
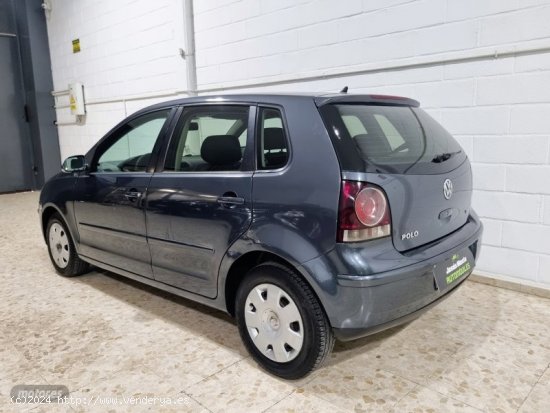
[164,106,249,172]
[319,104,465,175]
[257,108,289,170]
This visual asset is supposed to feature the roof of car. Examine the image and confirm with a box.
[138,93,420,115]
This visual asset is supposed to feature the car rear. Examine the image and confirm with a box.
[309,94,483,340]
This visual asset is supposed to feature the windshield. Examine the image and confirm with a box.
[319,104,466,174]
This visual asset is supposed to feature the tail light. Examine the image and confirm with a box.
[337,180,391,242]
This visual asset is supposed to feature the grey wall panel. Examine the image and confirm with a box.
[0,0,16,34]
[0,2,34,193]
[14,0,60,187]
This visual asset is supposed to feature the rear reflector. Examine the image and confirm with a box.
[337,180,391,242]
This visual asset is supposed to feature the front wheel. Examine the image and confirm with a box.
[46,214,90,277]
[236,262,334,379]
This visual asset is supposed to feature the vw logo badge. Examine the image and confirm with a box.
[443,179,453,200]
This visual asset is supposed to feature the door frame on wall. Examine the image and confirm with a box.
[0,30,36,193]
[0,0,61,193]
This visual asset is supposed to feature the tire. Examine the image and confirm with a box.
[236,262,334,379]
[46,214,90,277]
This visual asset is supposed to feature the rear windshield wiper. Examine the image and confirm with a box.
[432,150,461,163]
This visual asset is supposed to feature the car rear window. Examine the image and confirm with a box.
[319,104,466,174]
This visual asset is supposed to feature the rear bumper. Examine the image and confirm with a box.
[298,212,483,341]
[332,276,467,341]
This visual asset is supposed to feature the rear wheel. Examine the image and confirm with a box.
[46,215,90,277]
[236,262,334,379]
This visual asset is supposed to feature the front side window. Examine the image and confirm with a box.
[257,107,288,170]
[95,109,170,172]
[164,106,249,172]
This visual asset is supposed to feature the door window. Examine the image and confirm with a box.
[258,108,289,170]
[95,109,171,172]
[164,106,249,172]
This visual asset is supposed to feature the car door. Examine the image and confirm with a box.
[73,108,175,277]
[145,104,255,298]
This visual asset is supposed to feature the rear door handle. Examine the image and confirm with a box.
[217,196,245,205]
[217,191,245,207]
[124,190,142,201]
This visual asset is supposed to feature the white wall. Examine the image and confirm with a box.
[46,0,190,158]
[46,0,550,288]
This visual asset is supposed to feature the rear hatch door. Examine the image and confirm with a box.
[318,98,472,252]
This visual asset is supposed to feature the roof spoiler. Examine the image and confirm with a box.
[314,94,420,108]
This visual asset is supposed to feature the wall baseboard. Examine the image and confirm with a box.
[470,272,550,300]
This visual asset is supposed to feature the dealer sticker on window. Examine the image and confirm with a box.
[445,253,471,285]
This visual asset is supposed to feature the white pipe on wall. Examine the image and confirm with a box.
[183,0,197,96]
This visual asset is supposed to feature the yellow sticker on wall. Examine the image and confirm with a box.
[69,95,76,111]
[72,39,80,53]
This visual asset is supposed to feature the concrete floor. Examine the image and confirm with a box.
[1,191,549,413]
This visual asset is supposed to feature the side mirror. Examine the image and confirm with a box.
[62,155,87,173]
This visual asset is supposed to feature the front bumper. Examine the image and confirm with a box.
[299,212,483,341]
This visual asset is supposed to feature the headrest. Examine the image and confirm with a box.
[201,135,242,166]
[264,128,286,151]
[353,133,391,156]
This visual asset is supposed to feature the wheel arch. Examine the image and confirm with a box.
[221,248,330,323]
[40,203,78,247]
[41,204,63,239]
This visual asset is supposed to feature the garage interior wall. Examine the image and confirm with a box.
[45,0,550,289]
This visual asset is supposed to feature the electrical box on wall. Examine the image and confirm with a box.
[68,83,86,116]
